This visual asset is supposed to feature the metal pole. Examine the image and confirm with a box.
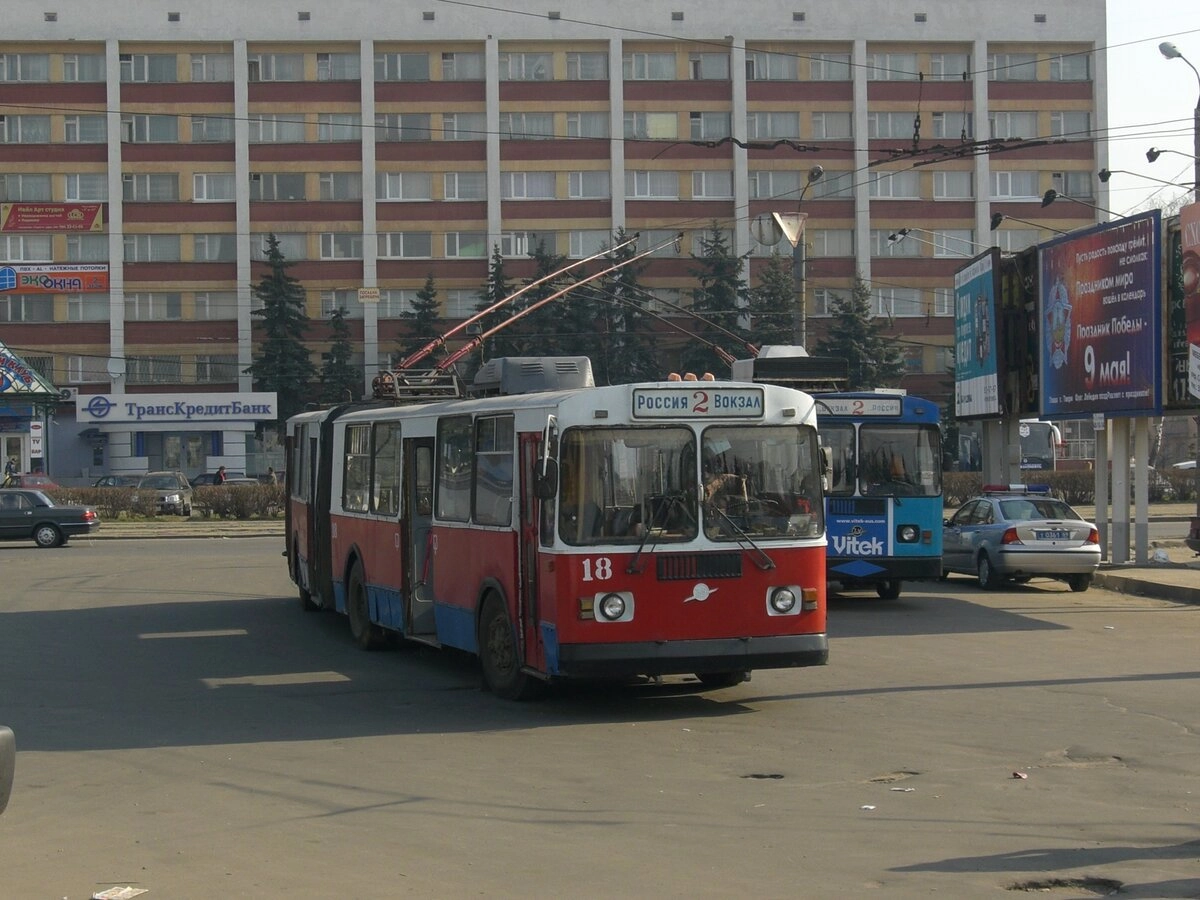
[792,233,807,348]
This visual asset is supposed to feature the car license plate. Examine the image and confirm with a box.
[1036,529,1070,540]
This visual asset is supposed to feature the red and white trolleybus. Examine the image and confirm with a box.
[285,357,828,699]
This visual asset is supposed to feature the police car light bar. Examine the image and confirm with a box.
[982,484,1051,494]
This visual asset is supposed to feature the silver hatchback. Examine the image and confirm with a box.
[942,486,1100,591]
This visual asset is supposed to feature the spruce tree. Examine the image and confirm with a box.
[398,273,443,364]
[580,228,660,384]
[812,274,906,390]
[318,306,361,404]
[246,233,311,430]
[748,251,799,350]
[681,225,753,377]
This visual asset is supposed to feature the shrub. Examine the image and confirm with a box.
[194,483,284,519]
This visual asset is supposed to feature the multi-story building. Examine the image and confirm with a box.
[0,0,1107,480]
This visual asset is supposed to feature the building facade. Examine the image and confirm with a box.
[0,0,1107,480]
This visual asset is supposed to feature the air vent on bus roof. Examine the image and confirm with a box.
[471,356,594,396]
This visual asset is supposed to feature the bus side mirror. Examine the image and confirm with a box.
[534,458,558,501]
[820,446,832,475]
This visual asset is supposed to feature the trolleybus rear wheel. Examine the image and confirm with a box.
[876,579,902,600]
[347,562,386,650]
[479,594,540,700]
[695,671,748,689]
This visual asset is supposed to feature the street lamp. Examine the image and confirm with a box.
[1098,167,1193,191]
[887,225,991,256]
[1158,41,1200,203]
[1041,189,1121,218]
[989,212,1068,236]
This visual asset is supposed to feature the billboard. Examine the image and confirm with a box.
[953,248,1000,418]
[1038,212,1162,418]
[0,203,103,232]
[0,264,109,294]
[1182,202,1200,402]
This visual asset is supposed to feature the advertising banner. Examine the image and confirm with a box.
[1181,202,1200,402]
[1038,212,1162,418]
[0,203,104,232]
[0,264,109,294]
[953,249,1000,418]
[77,392,278,424]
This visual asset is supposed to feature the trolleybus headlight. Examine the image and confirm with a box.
[769,587,797,614]
[598,592,628,621]
[897,524,919,543]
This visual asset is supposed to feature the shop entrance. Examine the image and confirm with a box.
[144,433,206,476]
[1,433,26,476]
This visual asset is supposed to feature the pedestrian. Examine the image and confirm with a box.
[266,466,278,484]
[2,457,16,487]
[215,465,227,484]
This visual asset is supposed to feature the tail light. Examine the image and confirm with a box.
[83,509,98,522]
[1001,527,1022,545]
[1086,528,1100,545]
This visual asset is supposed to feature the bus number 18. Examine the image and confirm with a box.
[581,558,613,581]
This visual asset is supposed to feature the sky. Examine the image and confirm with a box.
[1105,1,1200,215]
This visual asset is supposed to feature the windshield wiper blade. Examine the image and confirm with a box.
[626,493,685,574]
[708,505,776,570]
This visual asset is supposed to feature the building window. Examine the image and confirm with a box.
[640,229,683,257]
[0,294,53,323]
[66,234,108,262]
[190,53,233,82]
[445,232,488,258]
[811,288,835,317]
[1050,53,1089,81]
[749,170,800,200]
[746,111,800,140]
[0,115,51,143]
[193,172,235,201]
[688,53,729,80]
[989,110,1038,140]
[121,114,178,143]
[62,53,105,82]
[499,112,554,140]
[441,52,484,81]
[0,173,51,201]
[123,173,179,202]
[809,229,854,257]
[809,53,851,80]
[65,174,108,202]
[251,233,307,260]
[247,53,303,82]
[500,171,556,199]
[500,231,555,257]
[567,170,610,199]
[1051,170,1094,199]
[623,52,675,80]
[746,50,797,81]
[991,170,1039,200]
[991,229,1039,252]
[442,112,486,140]
[929,53,970,80]
[988,52,1037,81]
[193,233,237,262]
[249,172,306,201]
[810,170,855,199]
[376,171,432,201]
[568,230,610,258]
[196,354,238,383]
[189,115,233,143]
[374,113,432,142]
[498,51,552,81]
[67,294,109,322]
[691,170,733,199]
[933,170,972,199]
[376,290,416,318]
[871,229,921,257]
[867,170,921,199]
[64,115,107,143]
[933,288,954,317]
[931,111,973,139]
[0,235,51,262]
[689,111,731,140]
[1050,111,1091,138]
[317,113,361,142]
[127,355,183,384]
[375,52,430,81]
[125,292,182,321]
[867,111,916,139]
[625,170,679,199]
[377,232,433,258]
[624,111,678,140]
[316,52,361,81]
[68,354,108,382]
[443,289,476,317]
[875,287,923,317]
[248,114,306,143]
[195,291,238,319]
[123,234,181,262]
[934,230,975,258]
[443,171,486,200]
[566,52,607,80]
[565,112,609,138]
[0,54,50,82]
[320,289,364,318]
[866,52,918,81]
[319,233,363,259]
[812,111,852,140]
[318,172,363,200]
[119,53,177,83]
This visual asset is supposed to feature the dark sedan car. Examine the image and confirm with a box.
[93,474,140,488]
[0,488,100,547]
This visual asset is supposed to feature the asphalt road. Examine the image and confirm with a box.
[1,538,1198,899]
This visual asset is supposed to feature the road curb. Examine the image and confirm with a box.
[1093,569,1200,605]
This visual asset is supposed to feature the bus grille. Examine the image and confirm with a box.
[657,553,743,581]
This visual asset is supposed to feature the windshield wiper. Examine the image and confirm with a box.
[707,504,776,571]
[626,493,691,574]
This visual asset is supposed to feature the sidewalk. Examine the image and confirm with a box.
[86,506,1200,605]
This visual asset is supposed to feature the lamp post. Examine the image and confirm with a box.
[763,165,823,348]
[1159,42,1200,203]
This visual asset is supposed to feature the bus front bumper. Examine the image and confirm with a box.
[554,633,828,679]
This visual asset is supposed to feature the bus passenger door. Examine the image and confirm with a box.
[518,435,543,669]
[404,437,436,638]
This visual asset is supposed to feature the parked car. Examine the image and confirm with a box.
[221,477,261,487]
[1171,460,1196,470]
[190,471,246,487]
[942,485,1100,592]
[134,471,194,516]
[4,474,60,491]
[0,488,100,547]
[93,474,140,488]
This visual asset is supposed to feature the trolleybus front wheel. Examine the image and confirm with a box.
[695,671,748,690]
